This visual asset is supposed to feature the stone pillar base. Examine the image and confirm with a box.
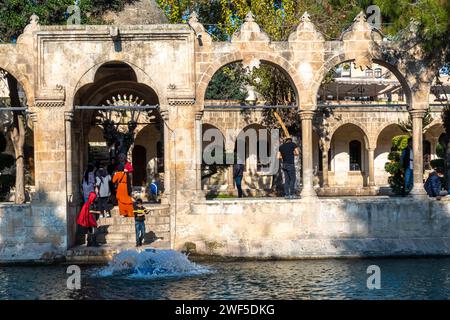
[300,186,317,198]
[409,187,427,197]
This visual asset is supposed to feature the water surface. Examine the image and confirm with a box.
[1,253,450,300]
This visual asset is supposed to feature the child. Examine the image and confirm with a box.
[133,198,149,247]
[77,192,101,247]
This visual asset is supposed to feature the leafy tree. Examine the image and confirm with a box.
[0,0,139,42]
[205,64,248,101]
[385,135,410,195]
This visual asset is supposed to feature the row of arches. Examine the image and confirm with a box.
[201,120,445,193]
[0,52,447,201]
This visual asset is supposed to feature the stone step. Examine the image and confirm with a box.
[96,231,170,243]
[75,204,171,249]
[107,205,170,216]
[97,223,170,233]
[97,216,170,225]
[66,243,172,264]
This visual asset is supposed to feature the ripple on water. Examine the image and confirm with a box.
[1,257,450,299]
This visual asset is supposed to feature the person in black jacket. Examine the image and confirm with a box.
[400,137,414,194]
[424,167,445,200]
[233,162,245,198]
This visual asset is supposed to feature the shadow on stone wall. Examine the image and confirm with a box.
[327,196,450,257]
[0,190,67,263]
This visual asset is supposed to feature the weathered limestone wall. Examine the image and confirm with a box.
[0,204,66,263]
[180,198,450,258]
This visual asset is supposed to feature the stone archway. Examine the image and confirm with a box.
[329,123,370,187]
[71,61,162,202]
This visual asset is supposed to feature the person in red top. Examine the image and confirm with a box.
[77,192,100,247]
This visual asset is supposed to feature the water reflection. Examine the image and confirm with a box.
[1,258,450,300]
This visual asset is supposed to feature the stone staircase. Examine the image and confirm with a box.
[67,204,171,263]
[96,204,171,248]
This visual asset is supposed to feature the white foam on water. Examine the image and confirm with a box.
[93,248,212,280]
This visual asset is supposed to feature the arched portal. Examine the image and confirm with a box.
[318,61,409,107]
[375,124,404,186]
[0,68,35,202]
[72,61,162,202]
[329,123,369,187]
[234,124,274,196]
[201,123,226,194]
[202,60,297,197]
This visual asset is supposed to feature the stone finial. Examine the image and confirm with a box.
[18,13,41,43]
[245,11,255,23]
[300,11,311,23]
[354,11,366,24]
[231,11,270,43]
[189,11,199,24]
[288,11,324,42]
[188,10,212,45]
[30,14,40,26]
[340,11,372,41]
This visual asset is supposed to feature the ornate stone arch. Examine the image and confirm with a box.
[0,64,34,106]
[196,51,302,108]
[69,59,162,111]
[311,55,414,108]
[329,120,371,149]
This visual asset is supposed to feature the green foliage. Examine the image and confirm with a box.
[385,134,410,195]
[436,142,446,159]
[374,0,449,55]
[205,64,248,101]
[0,0,139,42]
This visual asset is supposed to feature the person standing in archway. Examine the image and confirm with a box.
[277,137,300,199]
[400,137,414,194]
[112,163,134,217]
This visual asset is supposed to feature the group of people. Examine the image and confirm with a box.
[76,153,152,247]
[234,136,448,200]
[232,137,300,199]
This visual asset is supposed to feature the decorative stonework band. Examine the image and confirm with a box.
[35,101,65,108]
[168,98,196,106]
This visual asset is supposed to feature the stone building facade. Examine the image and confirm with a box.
[0,10,447,261]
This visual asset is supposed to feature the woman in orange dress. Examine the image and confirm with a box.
[112,164,134,217]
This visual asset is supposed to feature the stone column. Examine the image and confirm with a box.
[320,142,329,188]
[367,148,375,187]
[33,100,69,250]
[160,109,171,204]
[64,111,74,203]
[300,110,317,198]
[409,109,427,196]
[195,111,204,194]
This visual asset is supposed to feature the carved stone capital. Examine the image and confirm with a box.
[160,109,169,121]
[195,111,204,121]
[410,109,427,119]
[28,112,38,123]
[64,111,74,122]
[299,110,315,121]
